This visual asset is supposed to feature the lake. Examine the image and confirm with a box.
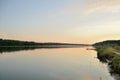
[0,46,118,80]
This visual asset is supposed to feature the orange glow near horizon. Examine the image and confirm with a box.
[0,0,120,44]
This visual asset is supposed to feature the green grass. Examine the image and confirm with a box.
[96,46,120,74]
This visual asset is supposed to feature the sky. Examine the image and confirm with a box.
[0,0,120,44]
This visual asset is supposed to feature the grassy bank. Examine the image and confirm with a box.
[95,46,120,74]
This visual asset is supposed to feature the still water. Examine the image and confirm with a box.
[0,47,117,80]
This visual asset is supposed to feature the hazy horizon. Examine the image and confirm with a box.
[0,0,120,44]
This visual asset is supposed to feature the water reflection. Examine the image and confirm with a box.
[0,46,55,53]
[0,47,119,80]
[0,45,86,53]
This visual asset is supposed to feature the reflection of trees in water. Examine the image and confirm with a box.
[0,46,85,53]
[0,39,88,53]
[0,47,38,53]
[0,46,61,53]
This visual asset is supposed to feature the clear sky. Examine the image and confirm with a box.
[0,0,120,44]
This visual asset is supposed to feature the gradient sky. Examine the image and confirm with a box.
[0,0,120,44]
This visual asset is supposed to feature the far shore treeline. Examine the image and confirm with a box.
[0,38,91,53]
[0,38,89,53]
[0,38,89,47]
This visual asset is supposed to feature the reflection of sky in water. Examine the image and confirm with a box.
[0,47,115,80]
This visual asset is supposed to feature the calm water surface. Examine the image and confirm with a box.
[0,47,116,80]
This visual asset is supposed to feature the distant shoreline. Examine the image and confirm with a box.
[0,38,90,46]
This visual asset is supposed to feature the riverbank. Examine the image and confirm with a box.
[95,46,120,74]
[0,39,89,46]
